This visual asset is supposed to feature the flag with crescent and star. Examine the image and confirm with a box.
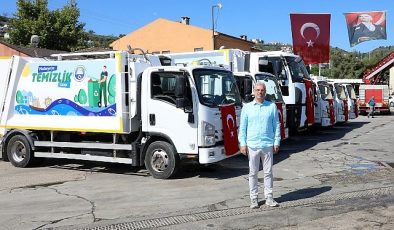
[220,104,239,156]
[344,11,387,47]
[290,13,331,64]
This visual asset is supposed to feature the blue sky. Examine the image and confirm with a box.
[2,0,392,53]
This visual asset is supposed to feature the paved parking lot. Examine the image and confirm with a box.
[0,112,393,230]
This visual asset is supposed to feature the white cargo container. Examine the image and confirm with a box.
[0,51,242,179]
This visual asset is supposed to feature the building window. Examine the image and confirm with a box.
[152,51,160,55]
[194,48,203,52]
[162,50,170,54]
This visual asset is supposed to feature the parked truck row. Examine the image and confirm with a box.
[0,48,360,179]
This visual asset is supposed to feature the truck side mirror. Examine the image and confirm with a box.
[175,75,185,98]
[175,75,193,117]
[305,65,311,74]
[244,94,254,103]
[244,78,253,95]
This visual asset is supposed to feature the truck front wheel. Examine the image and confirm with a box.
[7,135,35,168]
[145,141,180,179]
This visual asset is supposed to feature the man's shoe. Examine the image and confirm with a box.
[265,196,279,207]
[250,198,259,209]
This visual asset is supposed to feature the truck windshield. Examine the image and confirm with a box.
[335,84,347,100]
[346,85,357,99]
[329,84,336,99]
[262,56,309,83]
[284,56,310,83]
[255,73,283,102]
[318,82,333,100]
[193,69,242,107]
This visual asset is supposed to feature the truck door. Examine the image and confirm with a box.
[145,71,197,154]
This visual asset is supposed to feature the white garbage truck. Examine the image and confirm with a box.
[247,51,315,133]
[327,82,348,123]
[0,50,243,179]
[311,76,336,127]
[163,49,289,140]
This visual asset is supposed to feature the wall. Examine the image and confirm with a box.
[0,43,28,57]
[216,35,254,51]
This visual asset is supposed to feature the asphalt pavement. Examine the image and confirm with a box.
[0,111,393,230]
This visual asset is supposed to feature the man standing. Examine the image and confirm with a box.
[238,82,281,209]
[98,65,108,107]
[367,96,376,118]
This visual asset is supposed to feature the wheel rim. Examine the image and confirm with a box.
[150,149,169,173]
[10,140,27,163]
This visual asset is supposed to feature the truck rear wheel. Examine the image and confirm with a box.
[7,135,34,168]
[145,141,180,179]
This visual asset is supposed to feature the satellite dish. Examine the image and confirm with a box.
[30,35,40,47]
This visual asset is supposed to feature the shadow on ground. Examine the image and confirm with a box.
[276,186,332,203]
[0,121,370,180]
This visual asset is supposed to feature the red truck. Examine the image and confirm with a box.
[358,84,390,115]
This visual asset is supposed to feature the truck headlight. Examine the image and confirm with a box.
[202,121,215,146]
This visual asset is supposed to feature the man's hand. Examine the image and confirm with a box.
[273,145,280,154]
[240,146,248,156]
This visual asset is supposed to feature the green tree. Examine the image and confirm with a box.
[8,0,86,51]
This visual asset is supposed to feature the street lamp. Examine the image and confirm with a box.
[211,3,222,50]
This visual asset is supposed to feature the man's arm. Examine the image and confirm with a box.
[238,105,248,155]
[272,104,281,153]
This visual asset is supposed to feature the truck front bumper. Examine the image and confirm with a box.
[198,146,239,164]
[348,112,356,119]
[321,118,333,127]
[336,115,346,123]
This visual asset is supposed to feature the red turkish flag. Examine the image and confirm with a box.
[353,99,359,117]
[304,79,315,125]
[220,104,239,155]
[290,13,331,64]
[328,99,335,125]
[343,100,349,121]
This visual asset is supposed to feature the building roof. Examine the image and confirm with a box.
[110,17,255,51]
[0,40,66,57]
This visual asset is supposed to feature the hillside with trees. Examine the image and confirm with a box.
[255,42,393,82]
[313,46,394,82]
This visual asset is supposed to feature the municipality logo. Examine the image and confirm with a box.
[74,65,86,82]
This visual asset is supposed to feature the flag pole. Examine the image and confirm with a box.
[318,64,321,76]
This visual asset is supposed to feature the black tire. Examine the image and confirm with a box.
[7,135,34,168]
[144,141,180,179]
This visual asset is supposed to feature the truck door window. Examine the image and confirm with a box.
[151,72,180,106]
[346,85,357,99]
[255,73,283,102]
[284,57,309,83]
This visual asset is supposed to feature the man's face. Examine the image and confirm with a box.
[359,14,372,23]
[254,85,266,101]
